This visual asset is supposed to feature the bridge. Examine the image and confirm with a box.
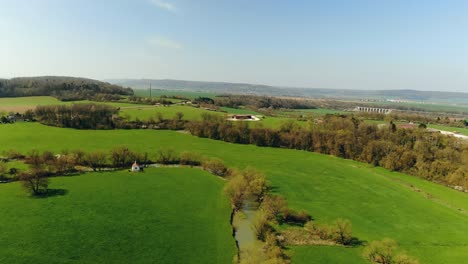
[354,106,393,114]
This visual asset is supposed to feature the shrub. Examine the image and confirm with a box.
[19,169,49,196]
[224,173,248,210]
[4,149,25,160]
[363,238,398,264]
[0,161,7,180]
[179,151,203,166]
[202,158,229,176]
[261,195,288,222]
[304,221,332,240]
[253,211,274,241]
[85,151,108,171]
[157,149,180,165]
[283,209,311,225]
[110,146,138,168]
[333,218,353,245]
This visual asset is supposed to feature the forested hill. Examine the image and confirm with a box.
[0,76,133,101]
[109,79,468,103]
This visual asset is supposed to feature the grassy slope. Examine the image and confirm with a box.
[0,96,148,113]
[0,96,62,106]
[0,123,467,263]
[0,168,235,264]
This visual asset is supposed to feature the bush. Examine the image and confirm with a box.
[85,151,108,171]
[261,195,288,222]
[283,209,311,225]
[202,158,229,176]
[362,238,420,264]
[19,169,50,196]
[253,211,274,241]
[4,149,25,160]
[304,221,333,240]
[224,173,248,210]
[333,218,353,245]
[179,151,203,166]
[110,146,138,168]
[157,149,180,165]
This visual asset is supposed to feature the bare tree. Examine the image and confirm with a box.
[20,170,49,196]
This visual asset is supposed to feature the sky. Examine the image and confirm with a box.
[0,0,468,92]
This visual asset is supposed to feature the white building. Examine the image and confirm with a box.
[131,161,141,172]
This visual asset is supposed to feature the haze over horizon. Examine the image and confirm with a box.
[1,0,468,93]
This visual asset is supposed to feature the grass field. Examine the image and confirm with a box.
[291,246,366,264]
[0,96,64,112]
[0,123,467,263]
[427,124,468,136]
[0,167,235,264]
[220,107,261,115]
[133,89,217,99]
[0,96,148,113]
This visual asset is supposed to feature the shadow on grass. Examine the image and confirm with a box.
[347,237,366,247]
[32,189,69,198]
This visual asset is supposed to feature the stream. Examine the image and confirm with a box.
[233,198,260,260]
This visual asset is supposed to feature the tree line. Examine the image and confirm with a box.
[214,95,319,110]
[1,147,230,194]
[35,104,119,129]
[187,113,468,190]
[0,76,133,101]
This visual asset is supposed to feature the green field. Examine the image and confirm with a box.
[0,122,467,263]
[0,96,62,106]
[0,167,235,263]
[0,96,148,113]
[427,124,468,136]
[292,246,366,264]
[220,107,261,115]
[133,89,217,99]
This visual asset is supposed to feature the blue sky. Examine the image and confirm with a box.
[1,0,467,92]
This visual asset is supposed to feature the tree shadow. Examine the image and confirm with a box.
[266,185,281,194]
[33,189,69,198]
[346,237,366,247]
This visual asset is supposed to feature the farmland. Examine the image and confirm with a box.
[0,168,235,263]
[0,96,145,113]
[0,122,467,263]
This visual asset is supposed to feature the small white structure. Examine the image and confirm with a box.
[131,161,141,172]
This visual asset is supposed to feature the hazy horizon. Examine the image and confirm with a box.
[1,0,468,93]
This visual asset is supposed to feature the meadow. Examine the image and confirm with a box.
[427,124,468,136]
[0,96,145,113]
[0,122,467,263]
[0,167,235,264]
[133,89,217,99]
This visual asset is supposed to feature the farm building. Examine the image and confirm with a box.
[131,161,142,172]
[232,115,253,120]
[228,115,260,121]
